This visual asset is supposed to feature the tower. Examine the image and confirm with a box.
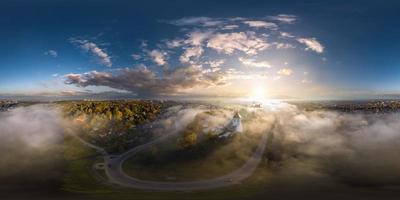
[230,111,243,133]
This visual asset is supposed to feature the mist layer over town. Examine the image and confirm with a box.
[2,101,400,199]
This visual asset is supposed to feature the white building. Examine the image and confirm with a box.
[218,112,243,138]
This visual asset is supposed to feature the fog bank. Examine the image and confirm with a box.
[0,104,64,185]
[264,103,400,187]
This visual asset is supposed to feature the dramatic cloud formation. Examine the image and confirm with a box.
[64,15,325,97]
[65,65,227,96]
[207,32,269,55]
[297,37,324,53]
[71,39,112,67]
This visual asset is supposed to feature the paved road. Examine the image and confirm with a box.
[76,125,273,191]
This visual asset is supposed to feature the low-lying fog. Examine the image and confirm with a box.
[155,102,400,188]
[1,102,400,191]
[0,104,64,187]
[264,103,400,188]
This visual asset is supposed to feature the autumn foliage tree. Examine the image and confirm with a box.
[60,100,162,152]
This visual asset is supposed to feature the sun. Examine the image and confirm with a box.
[250,86,266,102]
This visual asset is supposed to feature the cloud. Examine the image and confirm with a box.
[270,14,297,23]
[207,32,269,55]
[180,46,204,63]
[277,68,293,76]
[140,40,148,48]
[222,25,239,30]
[186,31,212,46]
[131,54,142,60]
[167,31,212,64]
[297,37,324,53]
[206,59,225,68]
[149,49,167,66]
[273,42,295,49]
[60,16,325,98]
[239,57,272,68]
[166,39,185,48]
[280,32,295,38]
[176,31,212,64]
[301,79,312,83]
[167,31,211,48]
[167,17,223,27]
[64,65,227,96]
[243,20,278,29]
[71,39,112,67]
[44,50,58,57]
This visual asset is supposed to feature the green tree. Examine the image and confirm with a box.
[177,131,197,149]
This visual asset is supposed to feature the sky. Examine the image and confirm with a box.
[1,0,400,100]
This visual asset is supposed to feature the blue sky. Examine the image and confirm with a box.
[1,0,400,99]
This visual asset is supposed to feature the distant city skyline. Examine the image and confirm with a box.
[1,0,400,100]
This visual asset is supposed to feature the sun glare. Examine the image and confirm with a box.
[250,86,266,102]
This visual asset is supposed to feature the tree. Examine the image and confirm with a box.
[177,131,197,149]
[115,110,123,121]
[124,107,133,118]
[106,110,113,120]
[206,131,217,140]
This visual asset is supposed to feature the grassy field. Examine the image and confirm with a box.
[59,106,275,199]
[122,132,262,181]
[62,135,112,194]
[60,131,275,200]
[59,132,398,200]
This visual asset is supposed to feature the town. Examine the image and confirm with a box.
[0,100,19,112]
[293,100,400,114]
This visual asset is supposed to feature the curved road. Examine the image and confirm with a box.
[77,124,273,191]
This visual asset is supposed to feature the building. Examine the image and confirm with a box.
[218,111,243,138]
